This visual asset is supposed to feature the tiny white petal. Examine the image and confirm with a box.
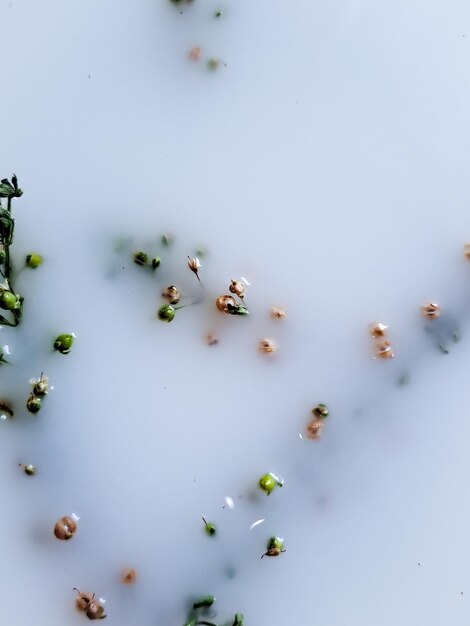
[71,512,80,521]
[250,518,265,531]
[240,276,250,285]
[224,496,235,510]
[0,413,7,421]
[3,345,10,355]
[298,433,303,439]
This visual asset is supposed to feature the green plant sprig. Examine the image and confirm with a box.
[0,175,23,326]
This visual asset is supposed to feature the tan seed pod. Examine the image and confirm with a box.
[216,295,235,313]
[375,341,394,359]
[369,322,388,338]
[121,568,137,585]
[259,338,276,354]
[162,285,180,305]
[270,306,286,319]
[229,279,245,298]
[421,302,440,319]
[54,516,77,540]
[307,419,323,440]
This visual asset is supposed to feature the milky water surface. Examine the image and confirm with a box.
[1,1,470,624]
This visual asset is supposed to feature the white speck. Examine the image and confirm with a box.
[3,345,10,355]
[71,513,80,521]
[240,276,250,285]
[250,518,265,530]
[0,413,7,421]
[224,496,235,510]
[298,433,303,439]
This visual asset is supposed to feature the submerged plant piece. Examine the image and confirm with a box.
[464,243,470,259]
[133,251,148,266]
[26,393,41,414]
[422,302,440,319]
[189,46,202,61]
[258,472,283,495]
[206,333,218,346]
[161,233,172,246]
[312,403,329,419]
[369,322,388,338]
[193,595,216,610]
[187,256,202,283]
[232,614,244,626]
[121,568,137,584]
[162,285,180,304]
[261,536,286,558]
[207,58,221,71]
[270,306,286,319]
[259,338,276,353]
[19,463,36,476]
[226,302,249,316]
[0,400,13,419]
[307,419,323,440]
[202,517,217,536]
[54,516,78,540]
[0,346,9,364]
[31,372,49,397]
[74,589,107,620]
[158,304,176,322]
[54,333,74,354]
[25,253,43,268]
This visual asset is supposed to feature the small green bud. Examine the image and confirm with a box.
[226,303,249,316]
[158,304,175,322]
[0,250,6,264]
[202,517,216,536]
[19,463,36,476]
[53,334,74,354]
[215,10,222,17]
[133,251,148,266]
[207,58,220,71]
[193,595,215,610]
[25,253,43,268]
[0,290,19,310]
[312,403,329,419]
[258,472,283,495]
[151,256,161,269]
[26,393,41,414]
[232,613,244,626]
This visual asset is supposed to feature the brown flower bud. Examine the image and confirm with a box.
[54,516,77,540]
[229,279,245,298]
[216,295,235,313]
[375,341,394,359]
[369,322,388,338]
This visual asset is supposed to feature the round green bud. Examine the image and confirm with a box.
[158,304,175,322]
[0,290,19,310]
[26,394,41,414]
[267,536,284,551]
[53,334,74,354]
[133,251,148,266]
[151,256,161,270]
[25,253,43,269]
[313,403,329,419]
[258,472,283,495]
[204,521,217,536]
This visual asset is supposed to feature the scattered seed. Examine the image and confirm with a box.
[229,279,245,298]
[121,569,137,585]
[25,253,43,268]
[312,403,329,419]
[206,333,218,346]
[162,285,180,304]
[375,340,394,359]
[74,589,107,620]
[422,302,440,319]
[202,517,217,536]
[19,463,36,476]
[369,322,388,338]
[259,338,276,354]
[216,295,235,313]
[53,333,74,354]
[189,46,202,61]
[261,536,285,558]
[26,393,41,414]
[54,516,78,540]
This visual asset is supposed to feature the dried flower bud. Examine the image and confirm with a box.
[270,306,286,319]
[162,285,180,304]
[259,338,276,353]
[375,341,394,359]
[422,302,440,319]
[53,334,74,354]
[25,253,43,268]
[216,295,235,313]
[54,516,77,540]
[157,304,176,322]
[229,279,245,298]
[26,393,41,414]
[369,322,388,338]
[261,536,285,558]
[307,419,323,439]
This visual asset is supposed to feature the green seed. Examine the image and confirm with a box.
[25,253,43,268]
[312,403,329,419]
[26,394,41,414]
[20,463,36,476]
[133,251,148,266]
[193,595,215,610]
[158,304,175,323]
[53,334,74,354]
[202,517,216,536]
[258,472,283,495]
[152,256,161,270]
[0,290,18,310]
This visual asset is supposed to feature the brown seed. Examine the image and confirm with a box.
[162,285,180,304]
[229,279,245,298]
[307,419,323,440]
[270,306,286,319]
[216,295,235,313]
[121,568,137,585]
[54,516,77,540]
[259,338,276,354]
[375,341,394,359]
[369,322,388,338]
[421,302,440,319]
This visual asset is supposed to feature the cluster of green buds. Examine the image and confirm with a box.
[183,595,244,626]
[307,403,330,440]
[53,333,74,354]
[258,472,283,496]
[133,251,161,270]
[27,372,50,414]
[261,536,286,559]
